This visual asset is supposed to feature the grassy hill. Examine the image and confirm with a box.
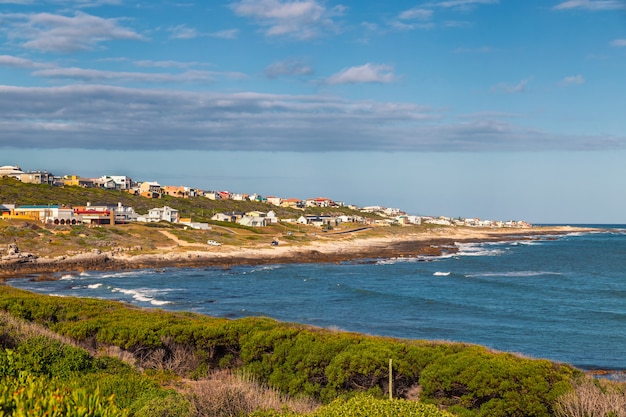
[0,177,399,258]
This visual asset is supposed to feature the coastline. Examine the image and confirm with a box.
[0,225,597,279]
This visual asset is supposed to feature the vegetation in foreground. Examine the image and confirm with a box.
[0,286,624,416]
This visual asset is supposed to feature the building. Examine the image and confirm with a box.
[139,181,162,198]
[20,171,55,185]
[137,206,180,223]
[73,202,137,225]
[238,216,267,227]
[100,176,132,190]
[62,175,97,188]
[0,166,24,179]
[3,205,76,225]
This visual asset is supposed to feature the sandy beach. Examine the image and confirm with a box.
[0,225,596,279]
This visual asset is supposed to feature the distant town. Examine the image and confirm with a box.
[0,165,531,230]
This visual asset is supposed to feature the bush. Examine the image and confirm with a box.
[13,336,94,379]
[0,286,586,417]
[0,372,127,417]
[308,394,455,417]
[553,377,626,417]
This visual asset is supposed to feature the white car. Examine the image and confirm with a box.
[207,240,222,246]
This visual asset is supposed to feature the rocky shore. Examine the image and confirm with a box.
[0,225,594,280]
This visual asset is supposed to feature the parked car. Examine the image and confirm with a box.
[207,240,222,246]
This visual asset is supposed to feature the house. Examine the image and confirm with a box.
[281,198,303,209]
[93,177,118,189]
[73,202,137,225]
[211,211,244,222]
[0,204,15,215]
[20,171,55,185]
[139,181,162,198]
[232,193,249,201]
[384,207,402,217]
[337,215,363,224]
[248,193,264,202]
[100,176,132,190]
[305,197,333,208]
[62,175,97,188]
[238,216,266,227]
[137,206,180,223]
[204,191,220,200]
[211,212,234,222]
[0,165,24,179]
[297,215,337,227]
[218,191,231,200]
[4,205,76,225]
[162,186,198,199]
[179,220,210,230]
[266,196,282,206]
[163,186,187,198]
[266,210,279,224]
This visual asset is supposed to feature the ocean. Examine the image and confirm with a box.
[7,226,626,372]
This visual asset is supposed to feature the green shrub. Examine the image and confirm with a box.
[0,286,585,417]
[309,394,455,417]
[0,372,127,417]
[13,336,94,379]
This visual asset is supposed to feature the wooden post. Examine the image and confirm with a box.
[389,358,393,400]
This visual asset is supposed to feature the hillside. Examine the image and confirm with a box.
[0,177,372,222]
[3,285,622,417]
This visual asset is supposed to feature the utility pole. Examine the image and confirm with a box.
[389,359,393,400]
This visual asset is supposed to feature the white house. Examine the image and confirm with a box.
[238,216,266,227]
[137,206,180,223]
[100,175,132,190]
[0,166,24,179]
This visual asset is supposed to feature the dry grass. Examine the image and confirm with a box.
[554,377,626,417]
[184,369,319,417]
[0,310,77,348]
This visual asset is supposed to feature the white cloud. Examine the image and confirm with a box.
[391,0,494,31]
[611,39,626,46]
[490,78,530,94]
[561,74,585,86]
[265,58,313,78]
[31,67,238,83]
[430,0,499,10]
[6,11,144,53]
[167,25,239,40]
[553,0,626,10]
[0,54,50,68]
[168,24,201,40]
[133,60,206,69]
[324,63,397,85]
[209,29,240,39]
[398,8,433,20]
[231,0,343,39]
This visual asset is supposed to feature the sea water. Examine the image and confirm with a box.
[7,226,626,371]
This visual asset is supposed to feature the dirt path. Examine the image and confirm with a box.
[158,230,208,248]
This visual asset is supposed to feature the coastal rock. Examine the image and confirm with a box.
[7,243,19,255]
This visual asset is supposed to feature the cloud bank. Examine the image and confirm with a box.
[0,84,623,152]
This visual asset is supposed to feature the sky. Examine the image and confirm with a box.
[1,0,626,224]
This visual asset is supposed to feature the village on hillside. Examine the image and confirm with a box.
[0,165,531,230]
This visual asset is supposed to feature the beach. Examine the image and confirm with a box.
[0,225,594,279]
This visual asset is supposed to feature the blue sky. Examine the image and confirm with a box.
[1,0,626,224]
